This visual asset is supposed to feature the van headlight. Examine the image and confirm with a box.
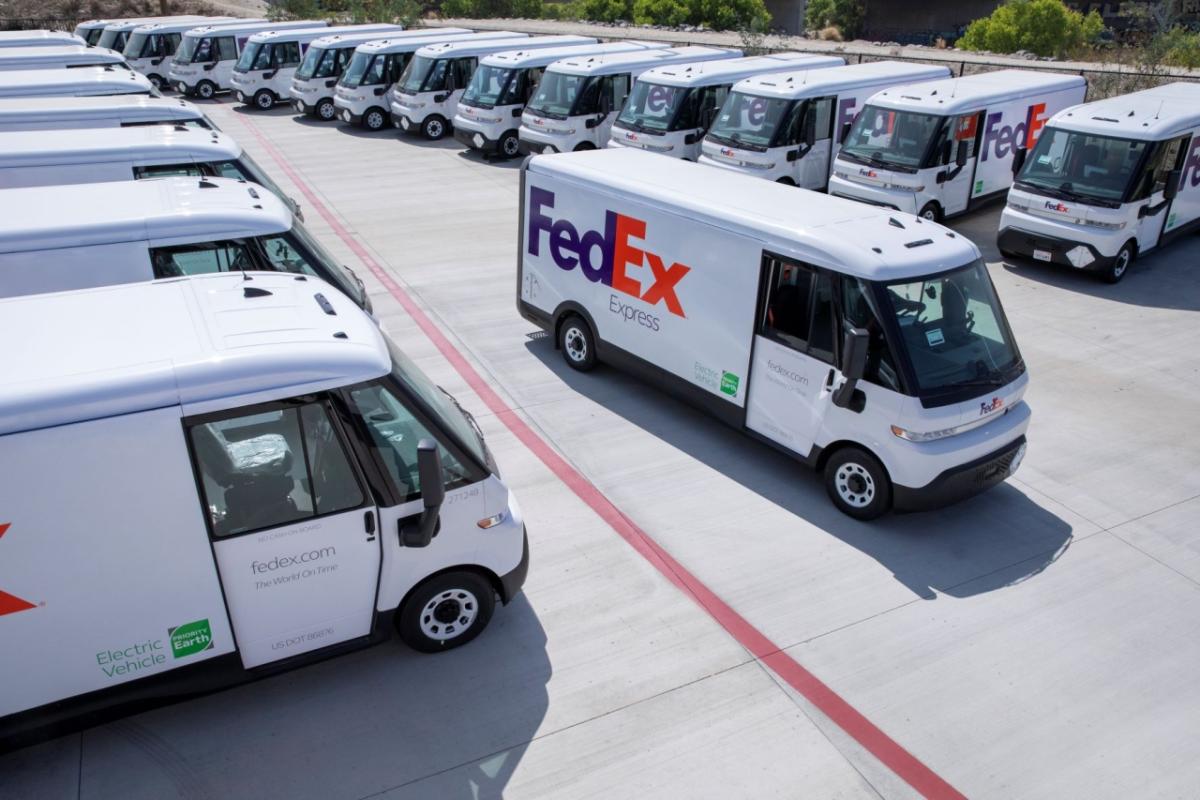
[891,423,962,442]
[1084,218,1126,230]
[1006,197,1030,212]
[405,101,426,109]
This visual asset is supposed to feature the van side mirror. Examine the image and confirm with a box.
[833,327,869,410]
[1011,147,1027,177]
[400,439,444,548]
[1165,167,1182,200]
[839,121,852,144]
[955,140,969,167]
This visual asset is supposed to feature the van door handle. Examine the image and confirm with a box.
[364,511,376,541]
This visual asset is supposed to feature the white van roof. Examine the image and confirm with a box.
[0,30,86,46]
[733,60,951,100]
[309,27,453,50]
[480,40,666,69]
[103,16,208,34]
[356,31,518,56]
[527,149,979,282]
[130,18,248,35]
[0,66,153,96]
[414,35,591,60]
[0,124,240,168]
[865,69,1087,116]
[0,94,204,126]
[1045,81,1200,140]
[245,23,395,45]
[0,272,389,436]
[74,21,112,32]
[0,177,290,254]
[638,53,844,88]
[546,46,741,77]
[181,20,326,39]
[0,45,127,66]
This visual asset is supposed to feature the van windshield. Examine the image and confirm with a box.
[526,70,585,119]
[235,41,268,72]
[839,106,944,170]
[880,259,1022,402]
[286,222,366,307]
[84,28,104,46]
[174,36,211,65]
[461,64,515,108]
[706,92,791,151]
[211,154,289,210]
[397,54,442,93]
[96,28,123,50]
[297,45,344,80]
[123,32,150,59]
[1016,127,1146,206]
[617,81,688,132]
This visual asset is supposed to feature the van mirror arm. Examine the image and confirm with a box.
[833,327,869,410]
[1011,146,1027,177]
[400,439,445,548]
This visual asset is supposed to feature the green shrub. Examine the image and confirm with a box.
[697,0,769,31]
[440,0,475,15]
[1159,26,1200,69]
[578,0,631,21]
[633,0,690,26]
[511,0,544,15]
[957,0,1104,58]
[805,0,864,40]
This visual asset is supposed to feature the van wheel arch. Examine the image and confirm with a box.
[918,201,942,222]
[552,303,599,351]
[573,142,596,152]
[775,176,795,186]
[394,564,506,618]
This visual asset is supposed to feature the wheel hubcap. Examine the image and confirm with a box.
[428,121,443,138]
[367,112,382,129]
[835,462,875,508]
[564,328,587,361]
[420,589,478,641]
[503,137,519,156]
[318,102,334,119]
[1114,251,1129,276]
[257,94,272,109]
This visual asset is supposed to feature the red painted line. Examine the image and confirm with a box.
[231,113,966,800]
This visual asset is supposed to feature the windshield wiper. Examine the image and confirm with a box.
[528,107,566,120]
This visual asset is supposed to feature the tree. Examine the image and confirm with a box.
[956,0,1105,58]
[805,0,865,40]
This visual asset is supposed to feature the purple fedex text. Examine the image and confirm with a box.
[1183,138,1200,189]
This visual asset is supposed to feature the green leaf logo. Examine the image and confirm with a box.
[169,619,213,659]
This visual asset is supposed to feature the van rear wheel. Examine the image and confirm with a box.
[824,446,892,520]
[397,571,495,653]
[558,314,596,372]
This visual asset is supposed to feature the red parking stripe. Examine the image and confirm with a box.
[231,113,966,800]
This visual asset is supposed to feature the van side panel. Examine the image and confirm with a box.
[520,167,757,408]
[0,241,151,298]
[1165,130,1200,235]
[0,407,235,717]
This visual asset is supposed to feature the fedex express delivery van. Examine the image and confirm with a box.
[999,82,1200,283]
[170,20,326,100]
[0,272,528,746]
[0,66,155,98]
[699,61,950,189]
[123,18,249,90]
[518,150,1029,519]
[829,70,1086,221]
[0,95,215,131]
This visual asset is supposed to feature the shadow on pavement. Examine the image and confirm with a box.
[528,340,1073,601]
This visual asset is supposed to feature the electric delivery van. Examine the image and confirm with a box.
[0,66,155,98]
[0,177,366,309]
[123,18,248,90]
[998,81,1200,283]
[170,20,326,100]
[699,61,951,189]
[231,24,399,110]
[96,16,209,53]
[4,29,85,48]
[608,53,844,161]
[0,125,301,218]
[0,271,528,747]
[391,35,596,140]
[518,46,741,155]
[334,30,502,130]
[829,70,1086,222]
[453,40,668,158]
[0,95,215,131]
[290,28,466,120]
[0,44,129,72]
[517,149,1029,519]
[73,20,114,47]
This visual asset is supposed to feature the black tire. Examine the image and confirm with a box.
[196,80,215,100]
[558,314,597,372]
[147,74,163,90]
[918,202,941,222]
[824,446,892,521]
[315,98,336,121]
[422,114,448,140]
[363,107,386,131]
[396,571,495,653]
[775,176,795,186]
[253,89,275,110]
[572,141,596,152]
[498,130,521,158]
[1100,241,1134,284]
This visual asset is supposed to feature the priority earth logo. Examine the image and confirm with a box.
[169,618,214,659]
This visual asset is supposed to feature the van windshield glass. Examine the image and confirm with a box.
[617,81,687,132]
[339,51,373,86]
[526,70,585,119]
[707,92,791,151]
[84,28,104,46]
[123,32,150,58]
[461,64,514,108]
[276,223,365,307]
[296,45,329,79]
[1016,127,1146,205]
[212,154,288,205]
[97,28,122,50]
[840,106,943,170]
[398,54,440,93]
[881,259,1021,399]
[174,36,211,65]
[235,41,269,72]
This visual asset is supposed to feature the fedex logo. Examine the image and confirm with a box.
[859,168,878,178]
[980,396,1004,416]
[1044,200,1069,212]
[1182,138,1200,189]
[527,187,690,317]
[981,102,1047,162]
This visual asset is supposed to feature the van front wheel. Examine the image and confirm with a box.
[196,80,216,100]
[918,202,941,222]
[1101,242,1134,284]
[397,571,495,653]
[423,115,448,140]
[824,446,892,520]
[363,108,386,131]
[253,90,275,110]
[558,315,597,372]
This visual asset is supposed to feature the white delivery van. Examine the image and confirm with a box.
[0,95,215,131]
[0,44,129,72]
[0,177,367,309]
[335,31,520,130]
[519,46,741,155]
[96,16,209,52]
[4,29,85,48]
[0,66,155,98]
[829,70,1086,222]
[518,149,1029,519]
[291,28,467,120]
[453,41,668,158]
[999,81,1200,283]
[231,24,399,110]
[608,53,844,161]
[170,20,326,100]
[391,35,596,140]
[0,272,528,746]
[73,20,113,47]
[0,125,303,217]
[699,61,951,189]
[123,17,248,89]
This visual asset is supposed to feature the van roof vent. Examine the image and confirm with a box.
[871,246,882,253]
[314,293,337,316]
[198,178,218,188]
[904,238,933,248]
[247,187,260,199]
[243,286,273,298]
[333,331,348,339]
[888,217,905,229]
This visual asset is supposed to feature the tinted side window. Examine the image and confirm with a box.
[215,37,237,61]
[278,41,301,67]
[759,256,836,364]
[150,240,254,277]
[134,163,204,179]
[165,33,181,55]
[841,276,901,391]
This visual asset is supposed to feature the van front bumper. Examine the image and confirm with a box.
[499,527,530,603]
[454,125,500,152]
[893,435,1027,512]
[998,226,1116,272]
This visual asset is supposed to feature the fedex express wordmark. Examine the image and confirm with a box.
[527,187,690,317]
